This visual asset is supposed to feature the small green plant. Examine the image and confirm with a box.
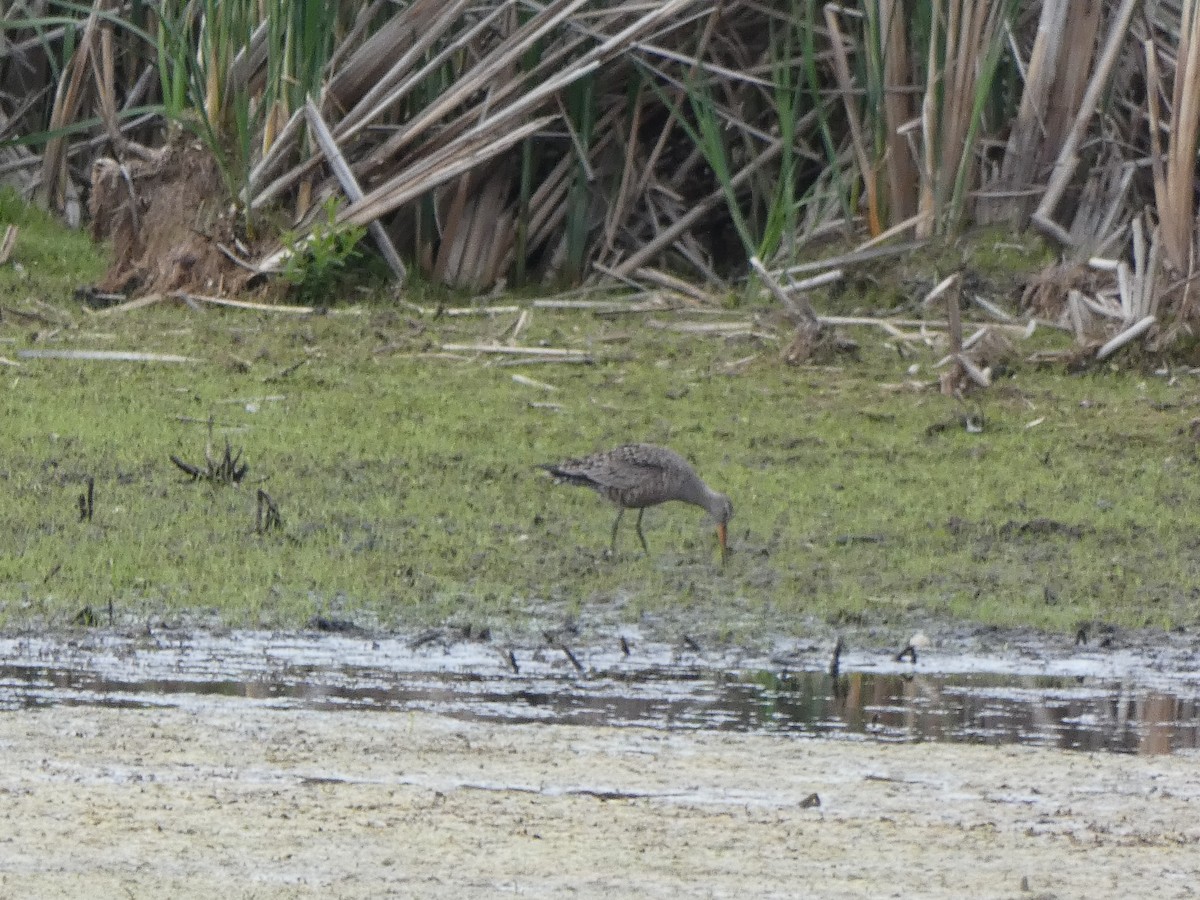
[281,198,368,305]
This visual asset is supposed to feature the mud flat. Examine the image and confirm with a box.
[0,696,1197,898]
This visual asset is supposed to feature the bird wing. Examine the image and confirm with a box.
[543,444,696,495]
[590,444,690,490]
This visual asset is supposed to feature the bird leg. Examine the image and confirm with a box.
[609,508,624,553]
[634,509,649,553]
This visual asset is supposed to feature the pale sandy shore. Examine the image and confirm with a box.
[0,698,1197,898]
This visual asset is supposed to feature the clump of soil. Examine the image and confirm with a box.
[88,140,254,297]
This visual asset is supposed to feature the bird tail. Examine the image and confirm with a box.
[538,462,595,488]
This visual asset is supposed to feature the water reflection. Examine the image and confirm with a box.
[755,670,1199,754]
[2,658,1197,755]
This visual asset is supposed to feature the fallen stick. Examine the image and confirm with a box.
[633,266,714,304]
[962,326,989,350]
[18,349,199,363]
[511,374,558,391]
[215,242,261,273]
[92,293,166,316]
[442,343,588,357]
[492,356,596,366]
[172,292,315,314]
[443,305,521,316]
[782,240,928,276]
[816,315,1038,334]
[786,270,843,292]
[532,298,663,312]
[970,294,1013,321]
[646,319,755,333]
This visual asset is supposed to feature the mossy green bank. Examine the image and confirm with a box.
[2,205,1199,641]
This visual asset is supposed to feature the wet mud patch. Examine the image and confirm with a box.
[946,515,1089,541]
[1,631,1199,898]
[2,626,1199,755]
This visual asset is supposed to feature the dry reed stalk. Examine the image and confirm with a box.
[881,0,917,223]
[917,0,1011,235]
[0,225,16,265]
[976,0,1071,225]
[303,99,406,281]
[36,0,108,218]
[824,4,882,236]
[1031,0,1139,246]
[1148,3,1200,273]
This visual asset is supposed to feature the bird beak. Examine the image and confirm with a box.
[716,522,728,565]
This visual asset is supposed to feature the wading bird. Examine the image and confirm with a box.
[540,443,733,562]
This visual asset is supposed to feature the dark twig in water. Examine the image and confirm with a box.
[681,634,702,653]
[829,636,844,678]
[561,644,584,673]
[895,644,918,663]
[542,630,584,673]
[504,649,520,674]
[408,629,443,650]
[620,636,631,656]
[307,617,365,634]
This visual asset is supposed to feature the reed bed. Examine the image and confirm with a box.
[3,1,1200,351]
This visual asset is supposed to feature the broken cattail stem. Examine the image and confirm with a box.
[304,99,407,282]
[945,276,963,355]
[955,354,992,388]
[787,270,843,292]
[750,256,819,325]
[923,273,961,308]
[1096,315,1156,360]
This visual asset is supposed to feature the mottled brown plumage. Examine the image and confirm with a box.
[540,443,733,559]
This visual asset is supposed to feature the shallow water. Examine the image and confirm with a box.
[1,630,1198,755]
